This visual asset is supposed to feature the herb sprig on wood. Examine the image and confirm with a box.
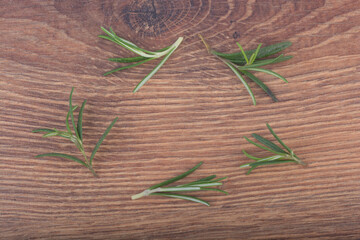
[99,27,183,93]
[199,35,292,105]
[132,162,227,206]
[33,88,118,177]
[240,123,306,174]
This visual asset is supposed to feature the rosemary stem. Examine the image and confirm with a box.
[78,145,89,164]
[88,165,98,177]
[131,186,202,200]
[131,189,150,200]
[293,155,307,166]
[198,34,211,53]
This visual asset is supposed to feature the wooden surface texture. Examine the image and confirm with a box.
[1,0,360,239]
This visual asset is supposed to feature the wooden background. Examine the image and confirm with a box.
[1,0,360,239]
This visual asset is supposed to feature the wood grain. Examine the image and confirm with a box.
[1,0,360,239]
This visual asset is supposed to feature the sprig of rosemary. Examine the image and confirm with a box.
[240,123,306,174]
[33,88,118,177]
[99,27,183,93]
[199,35,293,105]
[131,162,227,206]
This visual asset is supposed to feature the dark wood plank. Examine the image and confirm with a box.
[1,0,360,239]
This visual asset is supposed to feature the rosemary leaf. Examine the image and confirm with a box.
[251,133,287,154]
[149,162,203,190]
[69,88,80,139]
[32,129,55,133]
[244,160,295,175]
[209,177,228,183]
[240,70,278,102]
[266,123,292,153]
[159,187,201,192]
[244,67,288,83]
[236,43,249,64]
[224,61,256,105]
[177,175,217,187]
[89,117,118,166]
[242,150,262,161]
[42,132,59,138]
[104,58,154,76]
[239,55,286,68]
[151,193,210,207]
[249,44,262,64]
[244,136,280,154]
[248,159,295,168]
[36,153,87,167]
[191,183,222,187]
[200,188,228,195]
[66,105,78,133]
[77,100,86,141]
[108,56,148,63]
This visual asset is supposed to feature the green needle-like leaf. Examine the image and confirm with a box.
[150,193,210,206]
[256,155,284,162]
[241,55,293,68]
[245,160,295,175]
[89,117,118,166]
[251,133,287,154]
[35,153,87,167]
[245,67,288,83]
[191,182,222,187]
[240,156,282,168]
[108,56,148,63]
[244,136,280,154]
[194,175,217,182]
[159,187,201,192]
[42,132,59,138]
[32,129,55,133]
[66,106,78,134]
[249,44,262,64]
[236,42,249,64]
[178,175,217,187]
[200,188,228,195]
[149,162,203,190]
[69,88,80,139]
[240,70,278,102]
[104,58,154,76]
[77,100,86,141]
[249,159,295,168]
[224,61,256,105]
[242,150,262,160]
[209,177,228,183]
[266,123,292,153]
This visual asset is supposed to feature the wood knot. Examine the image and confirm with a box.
[123,0,189,37]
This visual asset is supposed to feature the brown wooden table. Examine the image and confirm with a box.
[1,0,360,239]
